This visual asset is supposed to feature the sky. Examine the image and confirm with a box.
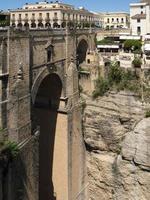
[0,0,139,12]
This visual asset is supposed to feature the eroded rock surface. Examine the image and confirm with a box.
[83,92,150,200]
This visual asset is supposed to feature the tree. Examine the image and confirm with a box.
[124,40,142,52]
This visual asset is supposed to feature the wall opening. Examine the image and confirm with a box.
[77,39,88,65]
[32,73,64,200]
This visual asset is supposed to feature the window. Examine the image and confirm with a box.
[137,19,140,23]
[141,11,143,14]
[112,18,114,22]
[107,18,110,23]
[121,18,124,23]
[19,14,21,18]
[46,13,49,18]
[47,45,54,62]
[117,18,119,23]
[137,26,141,34]
[141,6,143,9]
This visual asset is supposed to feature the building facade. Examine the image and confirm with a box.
[130,1,150,36]
[10,1,97,29]
[98,12,130,29]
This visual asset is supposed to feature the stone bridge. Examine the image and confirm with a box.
[0,28,96,200]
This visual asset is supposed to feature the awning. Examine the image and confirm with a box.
[144,44,150,51]
[97,45,119,49]
[119,35,141,40]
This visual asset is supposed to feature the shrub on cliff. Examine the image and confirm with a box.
[92,77,109,98]
[93,63,141,98]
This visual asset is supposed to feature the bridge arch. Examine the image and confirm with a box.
[77,36,89,64]
[31,67,64,104]
[31,68,68,200]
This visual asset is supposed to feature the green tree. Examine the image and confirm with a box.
[124,40,142,52]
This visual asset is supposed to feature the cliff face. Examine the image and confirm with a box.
[83,92,150,200]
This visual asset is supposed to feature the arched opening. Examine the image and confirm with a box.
[38,22,44,28]
[17,23,22,28]
[53,22,59,28]
[45,22,51,28]
[24,22,29,28]
[32,73,64,200]
[61,22,66,28]
[11,23,16,27]
[31,22,36,28]
[77,39,89,65]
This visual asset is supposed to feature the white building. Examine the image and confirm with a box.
[98,12,130,29]
[130,1,150,36]
[10,1,97,29]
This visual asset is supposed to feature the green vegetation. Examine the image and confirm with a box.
[123,39,142,52]
[145,110,150,118]
[4,141,19,159]
[93,77,109,98]
[0,20,9,27]
[132,57,142,68]
[0,127,19,160]
[96,38,115,45]
[93,63,141,99]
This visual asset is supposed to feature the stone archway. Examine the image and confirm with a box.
[77,39,89,64]
[32,72,68,200]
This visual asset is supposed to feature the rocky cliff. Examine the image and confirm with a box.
[82,91,150,200]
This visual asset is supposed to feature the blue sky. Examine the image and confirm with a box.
[1,0,138,12]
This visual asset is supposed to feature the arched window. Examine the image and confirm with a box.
[24,22,29,28]
[12,23,16,27]
[17,23,22,28]
[45,22,51,28]
[61,22,66,28]
[46,45,54,62]
[38,22,44,28]
[31,23,36,28]
[107,18,110,23]
[53,22,58,28]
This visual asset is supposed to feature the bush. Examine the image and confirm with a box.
[108,63,123,84]
[92,63,141,98]
[4,141,19,159]
[132,57,142,68]
[145,110,150,118]
[97,38,115,45]
[92,77,109,98]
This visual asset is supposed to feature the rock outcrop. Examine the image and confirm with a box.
[83,91,150,200]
